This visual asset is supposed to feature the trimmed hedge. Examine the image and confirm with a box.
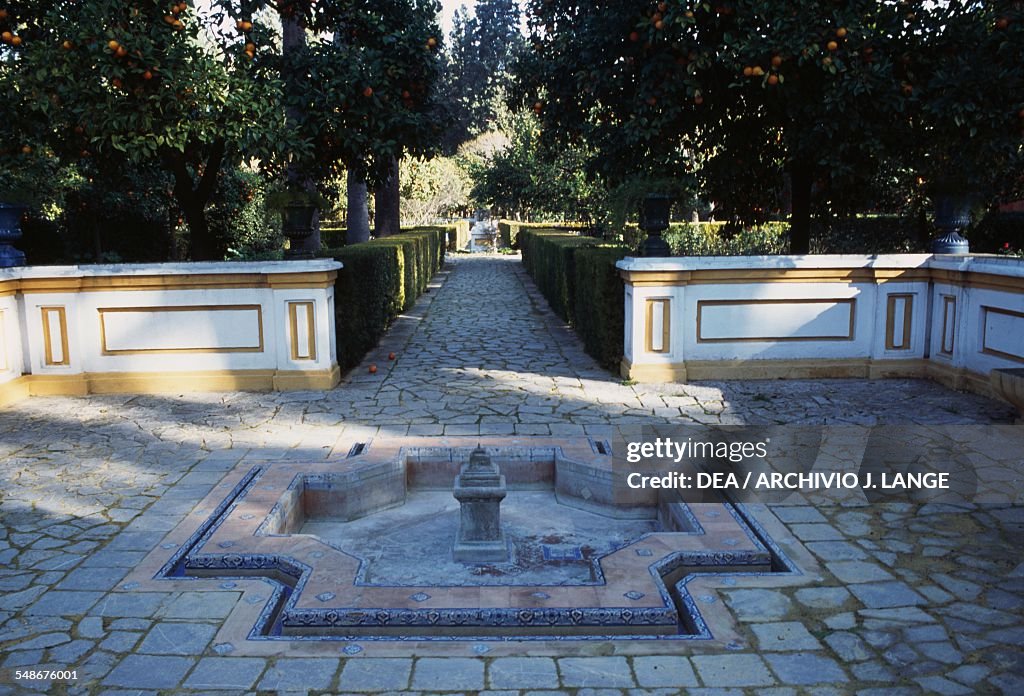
[321,227,347,248]
[520,228,629,370]
[499,220,587,249]
[322,227,446,370]
[574,246,629,370]
[450,220,471,251]
[663,221,789,255]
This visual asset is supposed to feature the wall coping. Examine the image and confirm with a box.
[616,253,1024,278]
[0,259,342,281]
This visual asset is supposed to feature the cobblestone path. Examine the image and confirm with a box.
[0,254,1021,694]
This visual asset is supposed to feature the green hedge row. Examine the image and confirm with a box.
[661,221,789,255]
[499,220,586,249]
[322,227,446,370]
[450,220,471,251]
[520,229,628,370]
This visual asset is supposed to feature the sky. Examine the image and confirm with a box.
[441,0,477,33]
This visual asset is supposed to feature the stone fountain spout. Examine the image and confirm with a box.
[453,446,508,563]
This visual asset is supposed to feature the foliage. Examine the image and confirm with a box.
[663,221,788,256]
[470,109,604,220]
[322,227,446,369]
[513,1,1024,253]
[519,228,628,369]
[0,0,446,259]
[573,246,630,369]
[498,219,585,248]
[439,0,525,153]
[400,156,473,225]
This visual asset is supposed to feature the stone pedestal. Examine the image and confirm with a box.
[453,446,508,563]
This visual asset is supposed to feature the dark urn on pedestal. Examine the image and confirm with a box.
[0,203,27,267]
[639,193,672,257]
[930,193,972,255]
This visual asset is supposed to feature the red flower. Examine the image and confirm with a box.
[1004,242,1011,249]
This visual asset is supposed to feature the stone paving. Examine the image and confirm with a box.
[0,254,1022,694]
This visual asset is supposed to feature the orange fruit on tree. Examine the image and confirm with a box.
[245,42,255,52]
[143,70,153,80]
[743,66,753,77]
[996,18,1009,30]
[62,40,73,50]
[767,74,779,85]
[629,30,640,42]
[21,145,32,155]
[752,65,764,76]
[655,20,664,30]
[771,55,783,68]
[836,27,847,38]
[827,40,839,51]
[0,9,7,20]
[363,86,374,97]
[164,14,176,25]
[694,93,704,105]
[10,34,20,46]
[108,39,120,51]
[0,31,11,43]
[427,36,437,48]
[115,46,127,58]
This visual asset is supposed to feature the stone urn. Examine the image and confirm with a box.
[930,193,972,255]
[990,368,1024,423]
[282,203,317,260]
[0,203,27,267]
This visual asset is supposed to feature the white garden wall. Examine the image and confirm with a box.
[0,260,341,406]
[617,254,1024,397]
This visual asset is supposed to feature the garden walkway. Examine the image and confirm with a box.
[0,254,1021,694]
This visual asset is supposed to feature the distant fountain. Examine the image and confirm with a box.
[452,446,508,563]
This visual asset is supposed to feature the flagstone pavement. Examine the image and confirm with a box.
[0,254,1022,694]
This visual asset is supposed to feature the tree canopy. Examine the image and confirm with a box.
[0,0,444,258]
[514,0,1024,252]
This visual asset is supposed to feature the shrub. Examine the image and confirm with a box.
[520,228,629,369]
[500,220,586,249]
[321,227,347,248]
[450,220,470,251]
[520,228,598,323]
[323,227,446,370]
[574,246,629,369]
[663,221,788,255]
[970,211,1024,254]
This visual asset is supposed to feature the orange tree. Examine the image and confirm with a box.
[1,0,443,259]
[514,1,1023,253]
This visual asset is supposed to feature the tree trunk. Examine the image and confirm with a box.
[347,171,371,244]
[282,14,321,256]
[789,157,813,255]
[165,140,226,261]
[374,157,401,237]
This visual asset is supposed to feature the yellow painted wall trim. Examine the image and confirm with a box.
[0,377,31,408]
[0,366,342,407]
[684,359,872,381]
[12,270,339,294]
[273,366,341,391]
